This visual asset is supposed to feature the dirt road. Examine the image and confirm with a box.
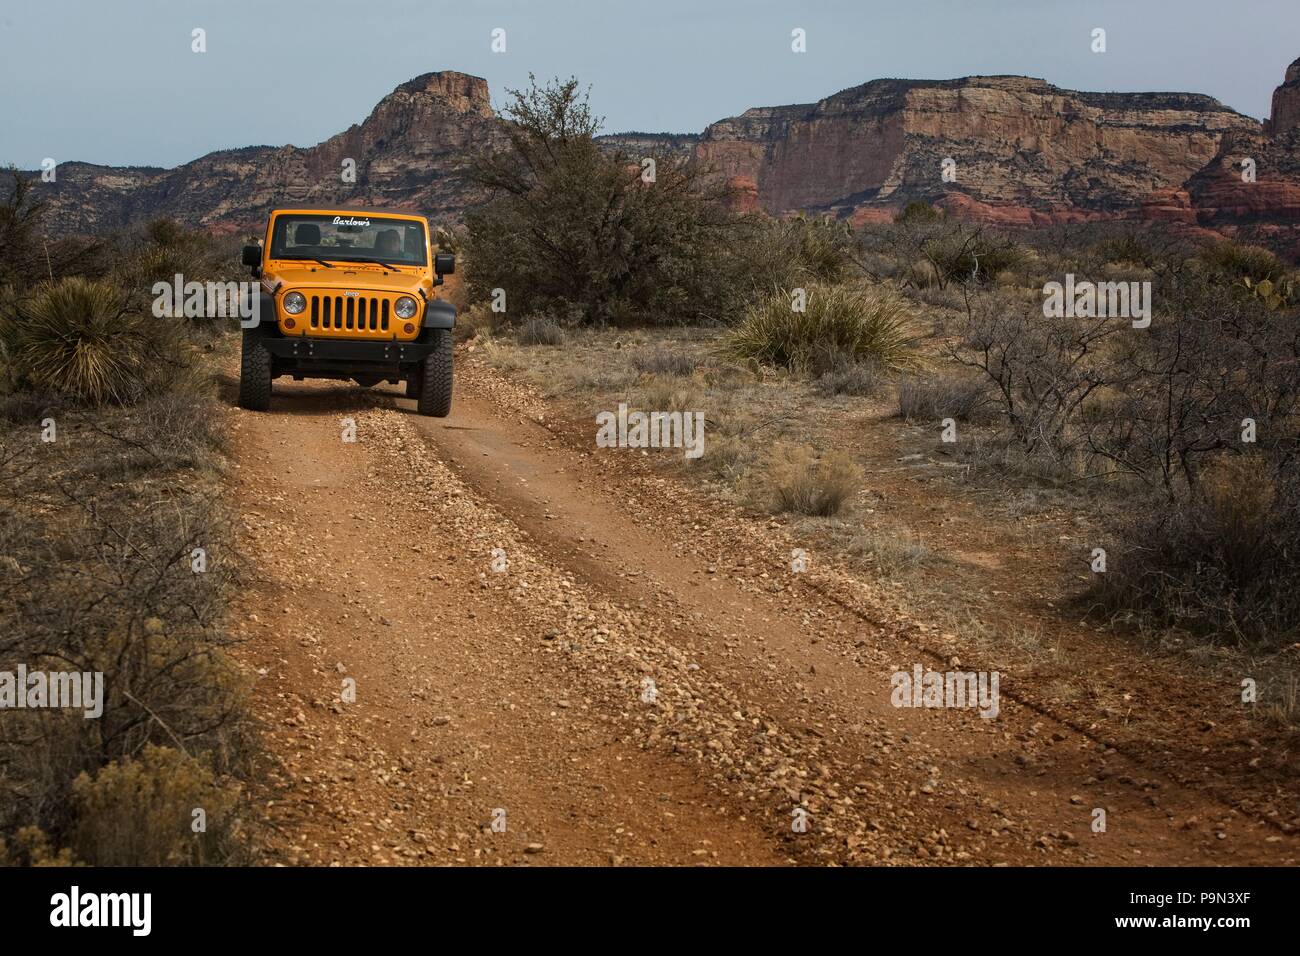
[225,357,1297,866]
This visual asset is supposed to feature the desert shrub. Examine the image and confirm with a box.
[724,283,919,373]
[924,228,1024,286]
[0,402,254,857]
[700,432,754,483]
[896,372,991,422]
[900,368,986,421]
[433,224,463,254]
[1196,240,1287,285]
[847,527,933,576]
[951,292,1126,460]
[1087,456,1300,646]
[465,76,757,325]
[632,373,700,414]
[0,210,254,865]
[6,277,190,405]
[71,745,242,866]
[1091,228,1165,269]
[0,827,76,867]
[517,315,566,346]
[632,346,697,377]
[757,215,857,286]
[453,303,496,343]
[763,444,861,516]
[1084,281,1299,493]
[905,283,967,311]
[112,221,234,303]
[809,342,882,396]
[0,168,46,288]
[815,361,881,397]
[858,214,1023,290]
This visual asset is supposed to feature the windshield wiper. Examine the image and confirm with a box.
[310,258,335,269]
[347,257,409,271]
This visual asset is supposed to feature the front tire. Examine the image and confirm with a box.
[416,329,453,417]
[238,327,272,411]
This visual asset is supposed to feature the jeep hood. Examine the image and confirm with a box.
[269,265,430,295]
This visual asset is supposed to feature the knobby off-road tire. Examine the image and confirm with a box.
[238,327,273,411]
[416,328,453,417]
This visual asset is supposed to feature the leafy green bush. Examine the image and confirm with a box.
[724,283,918,373]
[895,202,942,224]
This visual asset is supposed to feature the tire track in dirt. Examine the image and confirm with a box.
[229,384,787,865]
[225,356,1297,865]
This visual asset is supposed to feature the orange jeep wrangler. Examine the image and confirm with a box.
[237,207,455,416]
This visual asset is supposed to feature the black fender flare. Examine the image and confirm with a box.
[422,299,456,330]
[242,290,278,334]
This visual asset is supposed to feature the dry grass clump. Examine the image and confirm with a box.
[762,443,862,517]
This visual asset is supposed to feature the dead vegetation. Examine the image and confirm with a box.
[0,183,257,865]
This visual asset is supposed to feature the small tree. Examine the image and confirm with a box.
[0,167,47,288]
[465,76,753,325]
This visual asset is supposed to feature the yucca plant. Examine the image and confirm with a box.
[724,282,920,373]
[14,277,152,404]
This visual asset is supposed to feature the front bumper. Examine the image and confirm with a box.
[261,336,435,363]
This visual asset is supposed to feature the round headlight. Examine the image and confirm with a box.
[283,291,306,315]
[394,296,419,320]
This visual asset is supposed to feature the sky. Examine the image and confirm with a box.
[2,0,1297,170]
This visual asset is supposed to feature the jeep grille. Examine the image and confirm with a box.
[307,294,391,334]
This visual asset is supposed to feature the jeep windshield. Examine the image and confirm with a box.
[269,213,427,267]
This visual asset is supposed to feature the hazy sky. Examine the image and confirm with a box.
[2,0,1297,170]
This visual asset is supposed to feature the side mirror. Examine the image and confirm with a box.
[241,244,262,268]
[434,253,455,276]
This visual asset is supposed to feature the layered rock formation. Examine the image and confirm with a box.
[694,75,1260,224]
[29,71,498,236]
[17,60,1300,255]
[1265,56,1300,137]
[1179,57,1300,257]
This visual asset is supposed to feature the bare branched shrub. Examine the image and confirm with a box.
[856,210,1024,290]
[1086,457,1300,645]
[0,361,252,863]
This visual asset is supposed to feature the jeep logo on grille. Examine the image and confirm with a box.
[344,291,360,297]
